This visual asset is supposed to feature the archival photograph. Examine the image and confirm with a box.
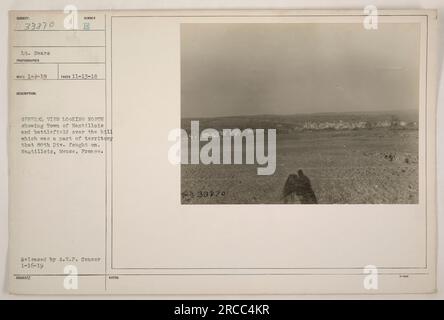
[180,23,420,204]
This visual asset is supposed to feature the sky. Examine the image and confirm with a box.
[181,23,420,118]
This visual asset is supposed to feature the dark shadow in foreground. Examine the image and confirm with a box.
[282,169,318,204]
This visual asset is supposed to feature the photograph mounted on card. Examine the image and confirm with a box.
[8,9,437,295]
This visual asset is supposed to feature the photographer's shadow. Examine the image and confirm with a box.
[282,169,318,204]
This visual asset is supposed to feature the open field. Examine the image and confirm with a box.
[181,112,418,204]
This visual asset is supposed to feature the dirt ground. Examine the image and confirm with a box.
[181,128,418,204]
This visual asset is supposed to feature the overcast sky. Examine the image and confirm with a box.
[181,23,420,118]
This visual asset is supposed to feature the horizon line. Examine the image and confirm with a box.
[181,108,418,119]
